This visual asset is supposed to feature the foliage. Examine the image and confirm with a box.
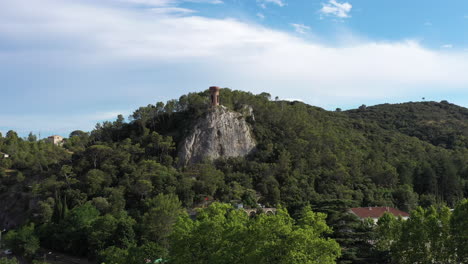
[141,193,184,247]
[0,258,18,264]
[98,246,128,264]
[169,202,341,264]
[312,199,376,264]
[375,204,468,264]
[3,224,40,259]
[450,199,468,263]
[346,100,468,149]
[99,242,167,264]
[1,89,467,263]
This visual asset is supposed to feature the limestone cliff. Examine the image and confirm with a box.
[178,106,256,165]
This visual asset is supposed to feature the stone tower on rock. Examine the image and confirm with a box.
[209,86,220,106]
[178,87,256,166]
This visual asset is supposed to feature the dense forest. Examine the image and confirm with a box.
[1,89,467,263]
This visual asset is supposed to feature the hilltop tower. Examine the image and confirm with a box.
[209,86,220,106]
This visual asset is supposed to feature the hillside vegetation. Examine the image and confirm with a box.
[1,89,467,263]
[346,101,468,149]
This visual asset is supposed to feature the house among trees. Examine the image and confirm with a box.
[47,135,64,146]
[0,152,9,159]
[349,207,409,223]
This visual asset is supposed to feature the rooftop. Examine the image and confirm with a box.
[349,207,409,219]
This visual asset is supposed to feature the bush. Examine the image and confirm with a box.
[4,224,39,259]
[0,257,19,264]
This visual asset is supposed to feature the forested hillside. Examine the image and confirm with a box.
[346,101,468,149]
[1,89,467,263]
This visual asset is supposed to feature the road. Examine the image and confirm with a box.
[0,249,94,264]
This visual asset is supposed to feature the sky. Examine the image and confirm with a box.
[1,0,468,137]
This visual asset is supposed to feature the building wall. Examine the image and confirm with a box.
[48,136,64,145]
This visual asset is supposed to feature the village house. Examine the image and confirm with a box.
[0,152,9,159]
[47,135,64,146]
[349,207,409,224]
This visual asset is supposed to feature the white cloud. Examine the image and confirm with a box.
[117,0,174,6]
[320,0,352,18]
[149,7,196,14]
[267,0,285,6]
[424,21,432,26]
[291,23,310,34]
[257,13,265,19]
[258,0,285,8]
[117,0,222,6]
[441,44,453,49]
[1,0,468,114]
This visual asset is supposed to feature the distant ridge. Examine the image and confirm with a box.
[346,101,468,149]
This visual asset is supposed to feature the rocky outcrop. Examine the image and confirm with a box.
[178,106,256,165]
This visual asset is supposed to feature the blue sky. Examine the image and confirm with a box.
[1,0,468,137]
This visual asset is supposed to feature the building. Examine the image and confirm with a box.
[0,152,9,159]
[349,207,409,223]
[209,86,220,106]
[47,135,64,146]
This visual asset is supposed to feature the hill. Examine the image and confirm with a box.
[0,89,467,263]
[346,101,468,149]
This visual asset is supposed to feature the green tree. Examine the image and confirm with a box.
[52,203,100,256]
[375,212,401,262]
[88,214,118,255]
[85,169,111,196]
[36,198,55,224]
[27,132,37,142]
[279,206,342,264]
[141,194,184,247]
[192,164,224,197]
[4,224,40,259]
[106,187,126,215]
[60,165,78,188]
[91,197,110,214]
[86,145,113,169]
[64,130,89,152]
[392,184,418,212]
[98,246,128,264]
[87,212,136,257]
[450,199,468,263]
[0,257,18,264]
[125,242,167,264]
[379,206,454,264]
[15,171,25,183]
[170,203,341,264]
[5,130,18,141]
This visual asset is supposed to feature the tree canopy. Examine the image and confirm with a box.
[1,89,467,263]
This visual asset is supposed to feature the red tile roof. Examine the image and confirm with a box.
[349,207,409,219]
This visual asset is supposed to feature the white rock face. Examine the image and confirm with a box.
[178,106,256,165]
